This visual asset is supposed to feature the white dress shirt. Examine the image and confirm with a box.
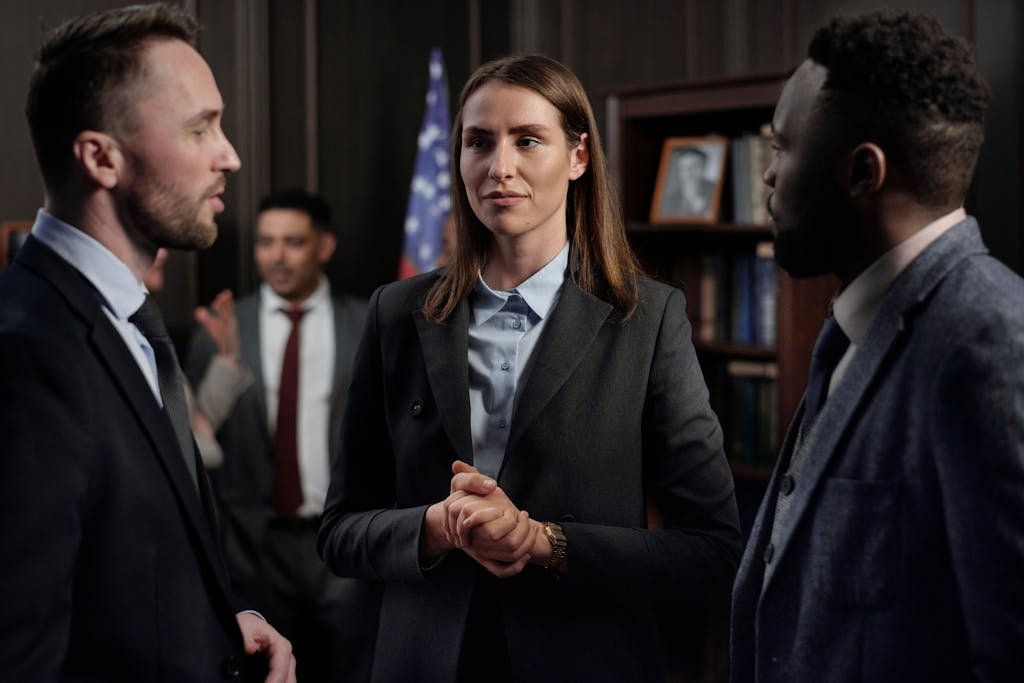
[259,277,335,517]
[829,208,967,395]
[30,209,161,403]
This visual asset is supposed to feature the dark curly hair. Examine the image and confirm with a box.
[808,11,990,206]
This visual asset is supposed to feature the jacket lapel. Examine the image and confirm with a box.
[762,218,986,589]
[414,301,474,463]
[502,280,612,475]
[19,237,233,597]
[91,321,227,562]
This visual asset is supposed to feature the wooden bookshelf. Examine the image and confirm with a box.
[607,73,837,480]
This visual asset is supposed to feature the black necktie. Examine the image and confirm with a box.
[800,315,850,435]
[131,295,199,490]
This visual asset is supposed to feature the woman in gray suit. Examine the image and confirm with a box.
[318,54,740,683]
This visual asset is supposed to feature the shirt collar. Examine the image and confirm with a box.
[833,208,965,343]
[471,243,569,326]
[30,208,148,320]
[260,274,330,314]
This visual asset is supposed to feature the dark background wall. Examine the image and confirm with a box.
[1,0,1020,342]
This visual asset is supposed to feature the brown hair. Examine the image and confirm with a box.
[423,54,641,324]
[26,3,198,193]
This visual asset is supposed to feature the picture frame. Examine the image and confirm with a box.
[0,221,32,270]
[649,136,728,224]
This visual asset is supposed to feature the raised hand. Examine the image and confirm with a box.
[194,289,240,363]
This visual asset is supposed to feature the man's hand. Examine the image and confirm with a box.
[236,612,296,683]
[195,290,240,363]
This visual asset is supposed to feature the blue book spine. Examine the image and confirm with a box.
[731,252,754,344]
[753,242,777,346]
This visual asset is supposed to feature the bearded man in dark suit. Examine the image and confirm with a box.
[0,4,294,681]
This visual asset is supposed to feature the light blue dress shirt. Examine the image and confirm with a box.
[30,209,161,404]
[467,243,569,477]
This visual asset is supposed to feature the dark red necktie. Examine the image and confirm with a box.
[274,307,307,517]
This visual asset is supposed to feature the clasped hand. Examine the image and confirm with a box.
[426,460,545,578]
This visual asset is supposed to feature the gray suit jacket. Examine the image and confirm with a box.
[185,289,366,580]
[731,218,1024,682]
[319,271,741,683]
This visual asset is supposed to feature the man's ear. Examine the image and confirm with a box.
[317,232,338,264]
[848,142,886,198]
[569,133,590,181]
[73,130,123,190]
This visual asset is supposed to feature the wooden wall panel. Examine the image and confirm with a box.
[0,0,127,225]
[972,0,1023,273]
[269,0,314,192]
[316,0,471,297]
[0,0,1018,306]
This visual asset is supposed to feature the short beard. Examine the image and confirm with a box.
[772,218,837,279]
[122,174,220,252]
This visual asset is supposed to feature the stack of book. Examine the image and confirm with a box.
[725,359,779,466]
[729,124,773,225]
[696,242,777,347]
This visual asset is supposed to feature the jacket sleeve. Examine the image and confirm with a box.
[0,328,87,679]
[318,285,431,584]
[933,319,1024,681]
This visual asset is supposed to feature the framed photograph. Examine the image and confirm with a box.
[0,221,32,270]
[649,136,728,224]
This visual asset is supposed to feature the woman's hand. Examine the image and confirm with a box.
[444,460,541,577]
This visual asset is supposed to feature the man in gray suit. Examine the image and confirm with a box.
[186,189,374,682]
[731,11,1024,682]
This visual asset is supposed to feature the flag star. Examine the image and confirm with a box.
[401,48,451,278]
[413,177,437,199]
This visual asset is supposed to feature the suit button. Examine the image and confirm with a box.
[411,400,423,417]
[221,655,241,678]
[779,474,795,496]
[763,542,774,564]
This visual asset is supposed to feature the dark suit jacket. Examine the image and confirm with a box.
[319,271,741,683]
[184,290,366,581]
[731,218,1024,682]
[0,237,247,681]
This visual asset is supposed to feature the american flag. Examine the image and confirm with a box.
[398,47,450,279]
